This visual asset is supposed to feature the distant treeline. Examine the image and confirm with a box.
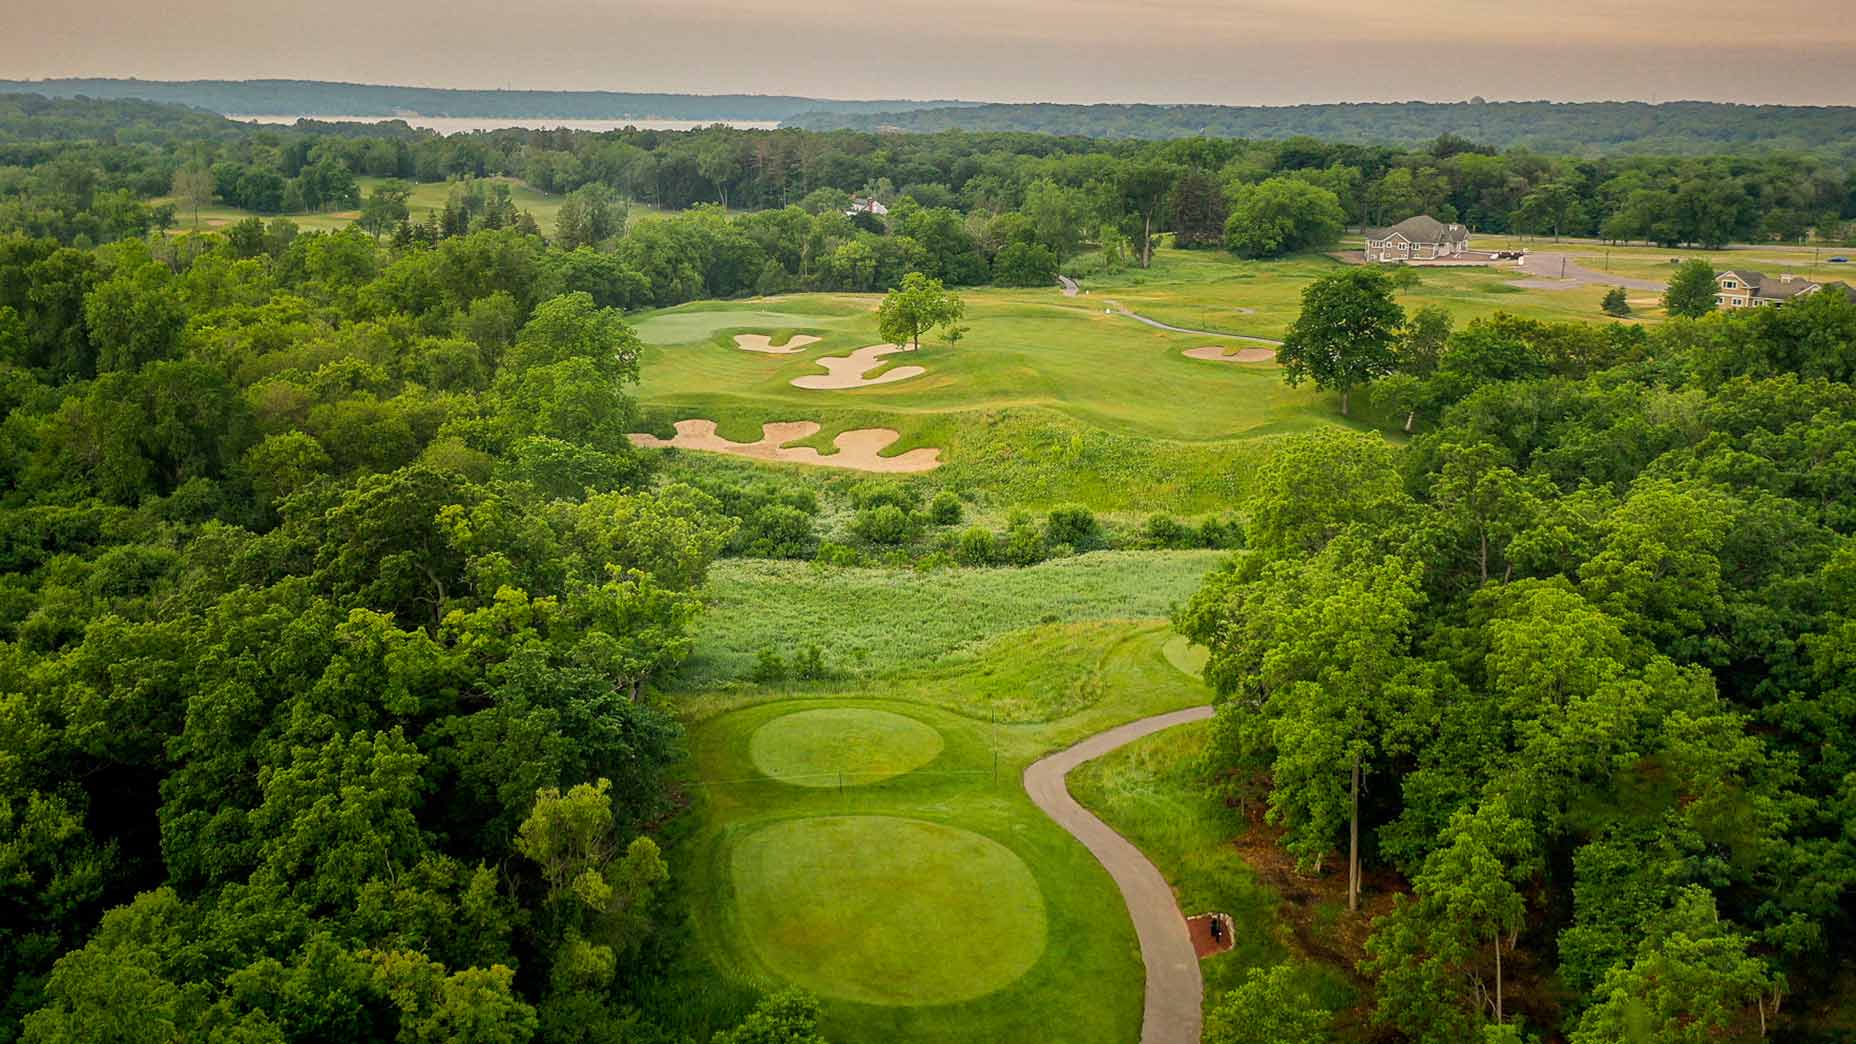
[785,100,1856,160]
[5,94,1855,271]
[0,78,966,121]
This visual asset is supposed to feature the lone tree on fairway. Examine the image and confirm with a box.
[1663,259,1718,318]
[878,272,965,351]
[1278,267,1406,417]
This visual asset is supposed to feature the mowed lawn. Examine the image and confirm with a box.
[627,280,1384,511]
[1074,246,1648,338]
[668,620,1212,1044]
[631,285,1320,443]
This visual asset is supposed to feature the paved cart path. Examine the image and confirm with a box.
[1024,705,1216,1044]
[1104,301,1283,345]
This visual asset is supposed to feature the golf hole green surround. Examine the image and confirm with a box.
[748,707,945,786]
[728,815,1048,1005]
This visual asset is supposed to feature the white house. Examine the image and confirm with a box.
[1364,215,1470,262]
[845,197,889,218]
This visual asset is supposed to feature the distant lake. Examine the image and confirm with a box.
[229,114,785,133]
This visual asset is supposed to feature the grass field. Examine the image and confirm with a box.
[671,619,1211,1044]
[678,551,1223,690]
[1070,246,1648,337]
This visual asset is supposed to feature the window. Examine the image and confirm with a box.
[1722,280,1738,289]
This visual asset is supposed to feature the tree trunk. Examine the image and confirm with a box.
[1142,212,1154,268]
[1403,410,1415,434]
[1493,930,1503,1022]
[1348,755,1361,913]
[1339,387,1352,417]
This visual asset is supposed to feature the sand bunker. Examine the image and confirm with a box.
[734,333,822,355]
[628,419,941,473]
[1184,345,1276,364]
[790,344,926,390]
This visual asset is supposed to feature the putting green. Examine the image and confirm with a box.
[729,816,1047,1005]
[749,707,945,786]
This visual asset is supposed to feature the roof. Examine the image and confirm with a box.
[1366,215,1469,245]
[1716,270,1836,302]
[1811,281,1856,303]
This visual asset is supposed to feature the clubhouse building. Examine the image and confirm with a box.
[1363,215,1472,262]
[1714,270,1856,309]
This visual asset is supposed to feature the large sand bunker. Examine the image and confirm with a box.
[790,344,925,390]
[1184,345,1276,364]
[734,333,822,355]
[628,419,941,473]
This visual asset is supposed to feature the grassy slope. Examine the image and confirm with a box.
[677,550,1224,690]
[670,620,1212,1044]
[629,279,1390,513]
[1067,718,1357,1020]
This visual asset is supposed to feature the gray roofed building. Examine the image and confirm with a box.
[1716,270,1854,309]
[1363,215,1471,262]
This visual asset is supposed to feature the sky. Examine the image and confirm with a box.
[8,0,1856,106]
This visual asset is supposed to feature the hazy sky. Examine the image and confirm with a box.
[10,0,1856,105]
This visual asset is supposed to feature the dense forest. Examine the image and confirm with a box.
[1184,290,1856,1041]
[786,100,1856,161]
[0,79,961,122]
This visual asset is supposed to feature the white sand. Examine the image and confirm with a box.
[733,333,822,355]
[628,419,941,473]
[1183,345,1276,364]
[790,344,926,390]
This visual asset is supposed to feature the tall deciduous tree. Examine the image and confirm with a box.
[1277,267,1406,416]
[877,272,964,351]
[1663,258,1719,318]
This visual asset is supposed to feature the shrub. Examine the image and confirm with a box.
[1198,516,1247,549]
[1001,521,1048,566]
[849,480,921,513]
[742,504,817,558]
[813,541,862,567]
[927,490,963,525]
[952,526,997,566]
[750,647,788,684]
[849,504,919,546]
[792,644,829,681]
[1143,513,1194,549]
[1601,286,1631,316]
[1044,504,1103,550]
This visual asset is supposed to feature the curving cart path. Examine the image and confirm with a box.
[1024,705,1216,1044]
[1103,301,1282,346]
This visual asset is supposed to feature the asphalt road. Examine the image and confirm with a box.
[1511,251,1667,291]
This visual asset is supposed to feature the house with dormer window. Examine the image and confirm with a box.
[1363,215,1471,262]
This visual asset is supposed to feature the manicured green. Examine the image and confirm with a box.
[675,622,1211,1044]
[747,708,946,786]
[730,815,1047,1004]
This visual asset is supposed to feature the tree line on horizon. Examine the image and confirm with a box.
[3,94,1855,276]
